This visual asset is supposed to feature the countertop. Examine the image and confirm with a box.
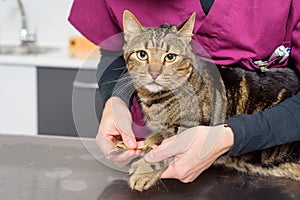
[1,134,300,200]
[0,46,100,70]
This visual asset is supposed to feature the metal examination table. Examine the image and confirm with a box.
[1,134,299,200]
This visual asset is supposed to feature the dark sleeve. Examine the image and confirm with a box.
[96,49,135,107]
[225,90,300,156]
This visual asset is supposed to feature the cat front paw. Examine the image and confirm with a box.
[128,158,167,192]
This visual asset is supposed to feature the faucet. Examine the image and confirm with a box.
[16,0,36,46]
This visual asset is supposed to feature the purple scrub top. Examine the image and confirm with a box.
[68,0,300,138]
[69,0,300,72]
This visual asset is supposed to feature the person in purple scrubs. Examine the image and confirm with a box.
[69,0,300,182]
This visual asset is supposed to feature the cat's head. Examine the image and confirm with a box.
[123,10,196,93]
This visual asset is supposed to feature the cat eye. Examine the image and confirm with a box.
[136,51,148,61]
[164,53,177,63]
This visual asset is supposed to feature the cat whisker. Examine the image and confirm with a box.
[112,79,136,96]
[158,179,170,193]
[138,73,148,76]
[101,76,131,85]
[169,79,195,96]
[116,77,133,84]
[118,82,135,94]
[112,66,127,70]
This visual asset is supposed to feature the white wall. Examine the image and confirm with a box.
[0,0,79,47]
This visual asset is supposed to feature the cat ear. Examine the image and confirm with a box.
[123,10,144,42]
[177,12,196,40]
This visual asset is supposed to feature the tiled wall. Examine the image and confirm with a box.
[0,0,79,47]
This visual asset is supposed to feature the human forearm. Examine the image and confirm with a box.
[225,91,300,156]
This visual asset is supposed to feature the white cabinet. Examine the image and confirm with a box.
[0,64,37,135]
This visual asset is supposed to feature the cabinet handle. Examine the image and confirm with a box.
[73,81,99,89]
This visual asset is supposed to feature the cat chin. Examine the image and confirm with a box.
[144,83,164,93]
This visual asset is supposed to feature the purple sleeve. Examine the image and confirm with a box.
[68,0,121,46]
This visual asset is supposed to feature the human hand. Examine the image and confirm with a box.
[96,97,143,167]
[144,125,234,182]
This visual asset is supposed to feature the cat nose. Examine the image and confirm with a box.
[149,70,161,79]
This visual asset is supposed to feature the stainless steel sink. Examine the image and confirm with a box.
[0,45,57,55]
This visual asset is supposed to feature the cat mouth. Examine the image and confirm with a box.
[148,81,165,88]
[145,82,164,93]
[149,81,160,85]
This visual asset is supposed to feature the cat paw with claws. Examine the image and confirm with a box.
[129,158,167,192]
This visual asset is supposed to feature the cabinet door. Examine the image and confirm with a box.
[0,65,37,135]
[38,67,102,137]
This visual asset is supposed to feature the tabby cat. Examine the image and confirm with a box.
[121,10,300,192]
